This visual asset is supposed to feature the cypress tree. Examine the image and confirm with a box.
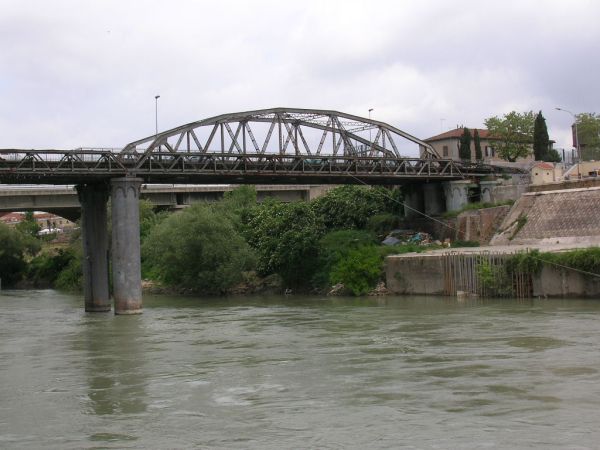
[533,110,549,161]
[474,129,482,161]
[459,127,472,161]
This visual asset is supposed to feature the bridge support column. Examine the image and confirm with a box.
[403,185,425,219]
[423,183,445,216]
[111,177,143,315]
[480,180,499,203]
[443,180,471,212]
[77,183,110,312]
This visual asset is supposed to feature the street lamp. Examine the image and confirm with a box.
[556,107,580,170]
[155,95,160,137]
[368,108,374,153]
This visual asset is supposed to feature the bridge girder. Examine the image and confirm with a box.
[121,107,440,159]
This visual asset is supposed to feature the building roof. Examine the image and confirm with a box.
[532,162,554,170]
[424,127,496,142]
[0,212,25,224]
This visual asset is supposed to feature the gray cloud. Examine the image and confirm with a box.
[0,0,598,153]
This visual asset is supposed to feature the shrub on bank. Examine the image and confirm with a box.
[312,229,377,287]
[330,246,382,296]
[142,204,256,294]
[28,248,76,287]
[0,223,30,286]
[311,185,389,230]
[243,200,324,287]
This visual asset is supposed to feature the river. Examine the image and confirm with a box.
[1,290,599,449]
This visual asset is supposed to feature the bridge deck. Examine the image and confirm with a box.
[0,149,497,185]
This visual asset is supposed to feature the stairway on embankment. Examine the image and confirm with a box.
[490,186,600,247]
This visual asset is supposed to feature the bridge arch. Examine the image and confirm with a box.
[121,107,439,159]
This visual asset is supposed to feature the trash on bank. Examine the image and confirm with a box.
[381,229,433,246]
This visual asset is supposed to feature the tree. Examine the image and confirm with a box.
[330,246,382,295]
[575,112,600,161]
[216,185,257,230]
[0,223,31,286]
[16,211,40,237]
[142,204,256,294]
[244,200,324,287]
[484,111,535,162]
[459,128,472,161]
[533,111,550,161]
[544,148,562,163]
[139,199,168,239]
[473,129,482,161]
[310,185,389,231]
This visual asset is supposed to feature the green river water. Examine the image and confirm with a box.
[1,290,599,449]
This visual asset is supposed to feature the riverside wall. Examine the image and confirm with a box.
[385,251,600,298]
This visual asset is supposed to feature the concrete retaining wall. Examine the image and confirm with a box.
[385,252,600,298]
[533,265,600,298]
[385,254,446,295]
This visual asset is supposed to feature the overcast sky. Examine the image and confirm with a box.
[1,0,598,153]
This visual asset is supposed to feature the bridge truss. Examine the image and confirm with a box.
[122,107,440,159]
[1,108,506,185]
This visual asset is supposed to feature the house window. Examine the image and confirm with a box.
[442,145,448,157]
[485,146,490,157]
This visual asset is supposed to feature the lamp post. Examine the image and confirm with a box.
[368,108,374,154]
[155,95,160,137]
[556,107,580,177]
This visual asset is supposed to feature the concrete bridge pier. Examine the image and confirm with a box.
[423,183,445,216]
[76,183,110,312]
[480,180,499,203]
[111,177,143,315]
[403,185,425,219]
[443,180,471,212]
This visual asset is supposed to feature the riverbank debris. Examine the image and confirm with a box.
[382,229,433,246]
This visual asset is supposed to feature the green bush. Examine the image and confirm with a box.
[0,223,31,286]
[28,248,76,287]
[143,204,256,294]
[312,229,377,287]
[330,246,382,296]
[543,247,600,275]
[244,200,324,287]
[139,199,169,239]
[367,213,401,236]
[311,185,389,230]
[55,245,84,291]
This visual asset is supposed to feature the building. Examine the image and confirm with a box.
[563,161,600,180]
[531,162,563,185]
[0,211,75,231]
[420,127,535,164]
[0,212,25,227]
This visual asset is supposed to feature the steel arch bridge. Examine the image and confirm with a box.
[0,108,505,185]
[122,107,440,159]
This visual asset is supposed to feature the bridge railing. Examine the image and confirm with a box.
[0,148,484,183]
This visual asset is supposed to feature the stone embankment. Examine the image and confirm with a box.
[491,186,600,247]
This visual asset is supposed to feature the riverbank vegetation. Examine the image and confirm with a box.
[8,186,598,297]
[2,186,421,295]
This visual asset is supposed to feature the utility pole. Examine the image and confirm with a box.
[556,107,580,178]
[155,95,160,137]
[368,108,374,155]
